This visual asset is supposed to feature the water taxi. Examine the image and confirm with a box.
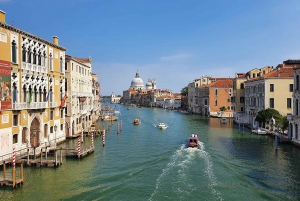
[188,134,199,148]
[133,118,140,125]
[158,122,168,129]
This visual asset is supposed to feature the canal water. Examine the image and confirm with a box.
[1,104,300,201]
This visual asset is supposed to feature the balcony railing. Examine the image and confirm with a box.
[12,102,27,110]
[28,102,47,109]
[77,92,93,97]
[50,102,57,108]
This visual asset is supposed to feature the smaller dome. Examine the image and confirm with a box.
[146,80,152,87]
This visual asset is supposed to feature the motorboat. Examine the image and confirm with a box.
[157,122,168,129]
[133,118,140,125]
[252,128,267,135]
[188,134,199,148]
[220,118,227,124]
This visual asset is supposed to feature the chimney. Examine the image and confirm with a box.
[53,36,59,45]
[0,10,6,23]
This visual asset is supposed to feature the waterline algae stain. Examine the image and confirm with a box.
[1,104,300,200]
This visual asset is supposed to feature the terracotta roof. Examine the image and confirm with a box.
[73,57,91,63]
[262,67,294,78]
[200,78,233,88]
[235,73,247,78]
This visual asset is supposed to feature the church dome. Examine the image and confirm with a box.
[130,71,144,89]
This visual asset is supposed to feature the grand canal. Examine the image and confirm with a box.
[1,104,300,201]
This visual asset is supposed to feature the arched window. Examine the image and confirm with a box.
[42,51,46,67]
[295,124,298,140]
[12,83,18,103]
[215,89,218,96]
[215,99,218,106]
[27,48,32,63]
[60,56,63,72]
[33,48,37,64]
[296,74,300,90]
[22,45,26,62]
[11,40,17,63]
[49,53,53,71]
[22,85,27,102]
[38,51,41,65]
[296,99,299,116]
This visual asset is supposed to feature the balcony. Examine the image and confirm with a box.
[12,102,27,110]
[41,66,46,73]
[77,92,93,97]
[50,102,57,108]
[32,64,37,71]
[28,102,47,109]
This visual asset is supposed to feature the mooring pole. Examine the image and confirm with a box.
[40,149,42,166]
[3,162,6,180]
[60,147,63,165]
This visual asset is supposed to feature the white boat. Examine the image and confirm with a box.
[252,128,267,135]
[157,122,168,129]
[220,118,227,124]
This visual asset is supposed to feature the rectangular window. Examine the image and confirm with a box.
[50,110,54,120]
[50,126,53,133]
[13,134,18,144]
[241,106,244,112]
[240,97,244,103]
[270,84,274,92]
[290,84,293,92]
[13,114,18,126]
[287,98,292,108]
[22,128,26,144]
[270,98,274,108]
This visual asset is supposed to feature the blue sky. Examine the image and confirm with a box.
[1,0,300,96]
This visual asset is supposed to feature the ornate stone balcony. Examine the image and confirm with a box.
[50,102,57,108]
[12,102,27,110]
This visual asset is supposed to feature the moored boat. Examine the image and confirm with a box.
[252,128,267,135]
[188,134,199,148]
[220,118,227,124]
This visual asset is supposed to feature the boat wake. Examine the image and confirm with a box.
[149,142,223,201]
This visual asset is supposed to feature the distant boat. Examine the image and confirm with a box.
[127,108,130,110]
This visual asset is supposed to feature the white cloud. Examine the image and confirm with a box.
[160,53,192,61]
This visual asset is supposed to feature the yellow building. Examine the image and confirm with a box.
[233,66,273,124]
[244,62,294,127]
[0,10,66,159]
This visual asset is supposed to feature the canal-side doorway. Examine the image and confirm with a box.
[30,117,40,148]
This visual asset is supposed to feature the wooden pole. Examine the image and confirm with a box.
[12,166,15,188]
[45,147,48,160]
[27,148,29,166]
[3,162,6,180]
[20,163,24,184]
[40,148,43,166]
[55,149,57,167]
[60,147,62,165]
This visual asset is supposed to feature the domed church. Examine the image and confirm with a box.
[130,71,156,90]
